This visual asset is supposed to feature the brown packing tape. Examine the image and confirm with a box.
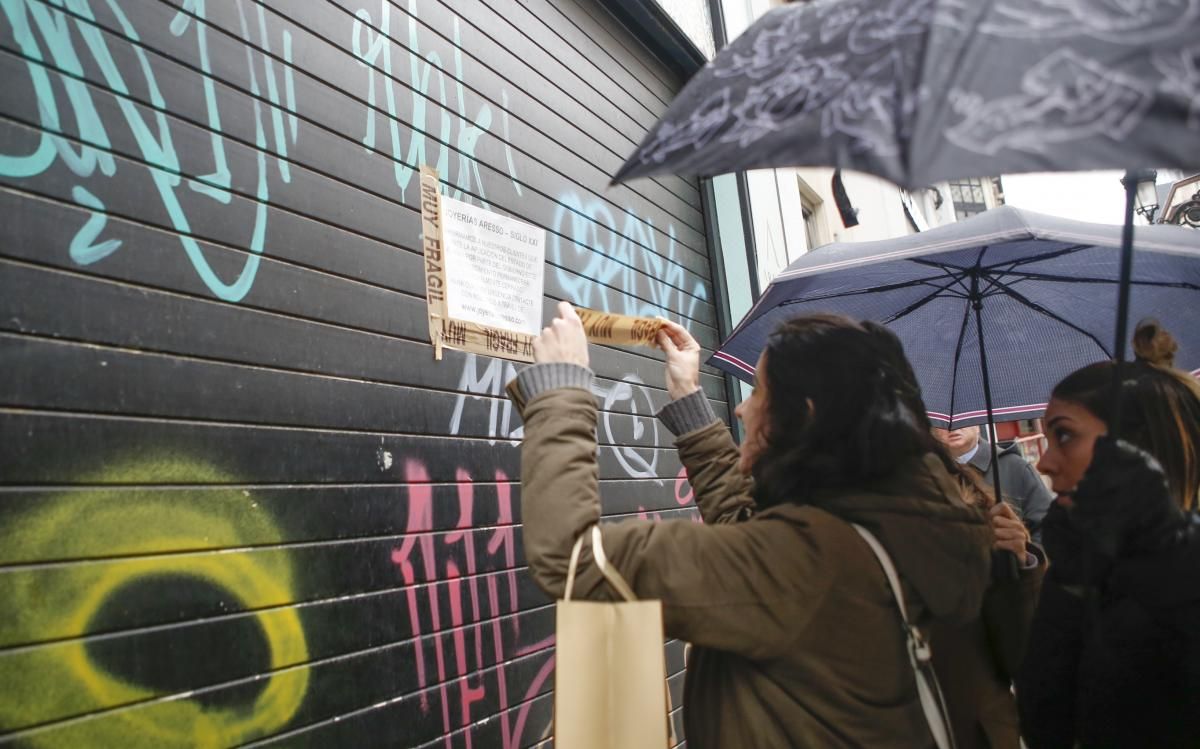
[576,308,666,348]
[419,166,448,353]
[438,318,535,362]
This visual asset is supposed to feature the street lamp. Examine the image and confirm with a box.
[1121,169,1160,223]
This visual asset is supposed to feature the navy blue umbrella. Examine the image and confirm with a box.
[710,206,1200,430]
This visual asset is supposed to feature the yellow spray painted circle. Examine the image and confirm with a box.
[0,458,309,747]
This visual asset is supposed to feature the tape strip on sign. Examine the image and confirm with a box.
[419,165,449,358]
[576,308,666,348]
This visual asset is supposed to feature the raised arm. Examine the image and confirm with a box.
[507,304,830,659]
[655,321,756,525]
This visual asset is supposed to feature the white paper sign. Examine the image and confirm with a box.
[440,196,546,335]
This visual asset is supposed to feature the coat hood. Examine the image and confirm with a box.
[999,441,1024,458]
[968,439,1024,473]
[764,453,992,626]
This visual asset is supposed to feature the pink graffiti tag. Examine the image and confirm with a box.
[391,459,691,744]
[675,465,694,507]
[391,461,548,748]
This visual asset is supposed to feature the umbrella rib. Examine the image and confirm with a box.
[908,259,973,295]
[945,300,973,429]
[986,270,1199,290]
[982,243,1094,272]
[776,276,951,307]
[914,244,1097,297]
[975,243,1117,296]
[979,241,1156,296]
[986,276,1114,358]
[883,275,968,324]
[733,277,962,344]
[909,259,967,271]
[977,245,1096,296]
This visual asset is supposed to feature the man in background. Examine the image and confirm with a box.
[934,426,1053,543]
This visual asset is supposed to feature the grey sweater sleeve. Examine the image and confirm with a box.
[507,362,595,409]
[656,389,721,436]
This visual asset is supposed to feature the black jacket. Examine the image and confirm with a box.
[967,440,1053,543]
[1017,515,1200,748]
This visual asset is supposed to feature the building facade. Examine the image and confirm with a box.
[1161,173,1200,228]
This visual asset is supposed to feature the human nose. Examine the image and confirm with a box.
[1036,449,1054,477]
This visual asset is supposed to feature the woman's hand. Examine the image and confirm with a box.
[534,301,589,367]
[990,501,1029,560]
[657,320,701,401]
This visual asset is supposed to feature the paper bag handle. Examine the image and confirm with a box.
[560,525,679,746]
[564,525,637,602]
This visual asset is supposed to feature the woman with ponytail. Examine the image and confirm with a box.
[1017,320,1200,748]
[509,304,994,747]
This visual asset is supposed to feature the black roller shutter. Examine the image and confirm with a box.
[0,0,714,745]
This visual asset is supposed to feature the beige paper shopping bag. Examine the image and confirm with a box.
[554,525,672,749]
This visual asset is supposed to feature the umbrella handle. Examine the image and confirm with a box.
[1109,172,1140,438]
[972,288,1022,582]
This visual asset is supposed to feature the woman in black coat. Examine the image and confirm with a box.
[1016,321,1200,748]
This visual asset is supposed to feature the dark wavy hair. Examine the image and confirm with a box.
[750,314,973,508]
[1051,320,1200,511]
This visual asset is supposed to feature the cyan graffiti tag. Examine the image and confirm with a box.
[350,0,521,207]
[448,353,665,479]
[550,192,709,323]
[0,0,297,301]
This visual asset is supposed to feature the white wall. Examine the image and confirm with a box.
[748,165,954,287]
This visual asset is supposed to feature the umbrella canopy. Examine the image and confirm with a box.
[613,0,1200,188]
[710,206,1200,427]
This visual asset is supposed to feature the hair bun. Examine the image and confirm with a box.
[1132,318,1178,368]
